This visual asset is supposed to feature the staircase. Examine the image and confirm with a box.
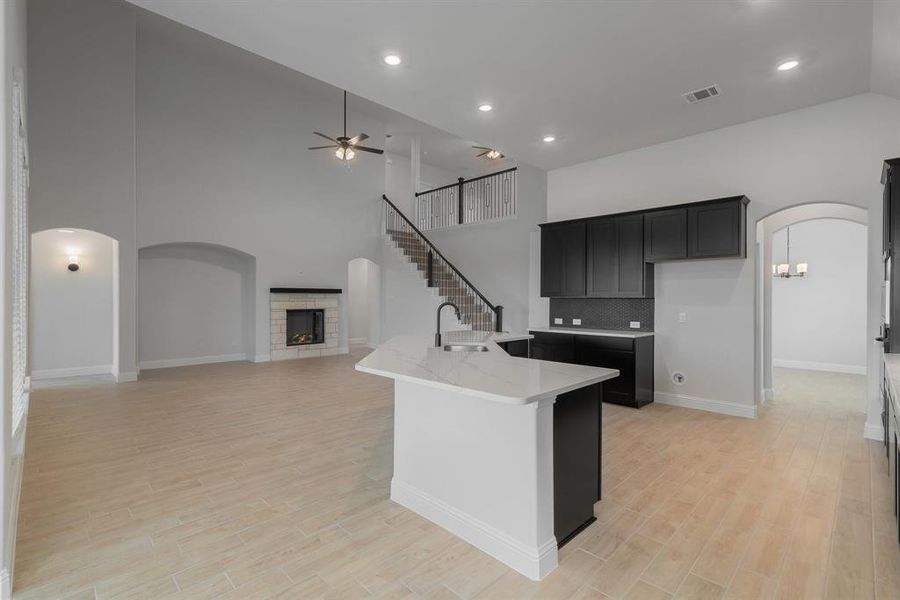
[383,195,503,332]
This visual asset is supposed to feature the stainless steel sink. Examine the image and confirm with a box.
[443,344,489,353]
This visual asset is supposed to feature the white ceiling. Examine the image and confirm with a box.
[128,0,880,170]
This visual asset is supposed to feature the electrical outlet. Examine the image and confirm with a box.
[679,312,687,324]
[629,321,640,329]
[572,318,582,326]
[553,317,563,325]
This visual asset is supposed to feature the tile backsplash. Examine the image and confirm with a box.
[549,298,654,331]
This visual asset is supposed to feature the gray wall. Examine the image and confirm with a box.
[31,229,116,375]
[28,0,138,379]
[547,93,900,427]
[135,12,384,359]
[138,243,256,367]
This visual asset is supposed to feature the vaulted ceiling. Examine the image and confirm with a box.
[129,0,893,170]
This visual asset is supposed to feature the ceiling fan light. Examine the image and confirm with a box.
[345,148,355,160]
[486,150,502,159]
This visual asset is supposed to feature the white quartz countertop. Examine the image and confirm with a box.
[355,330,618,405]
[528,326,654,339]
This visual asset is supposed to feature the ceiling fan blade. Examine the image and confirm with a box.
[472,146,492,151]
[308,145,338,150]
[476,150,490,157]
[313,131,338,143]
[353,145,384,154]
[348,133,369,145]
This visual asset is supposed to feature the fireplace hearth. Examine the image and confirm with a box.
[286,309,324,346]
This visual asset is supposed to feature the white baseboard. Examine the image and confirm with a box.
[773,359,866,375]
[391,479,557,581]
[655,391,757,419]
[348,337,368,346]
[138,353,247,370]
[31,365,113,380]
[761,388,774,405]
[864,422,885,441]
[253,353,270,363]
[115,371,138,383]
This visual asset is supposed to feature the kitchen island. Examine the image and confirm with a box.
[355,331,619,580]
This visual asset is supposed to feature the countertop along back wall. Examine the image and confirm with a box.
[547,93,900,425]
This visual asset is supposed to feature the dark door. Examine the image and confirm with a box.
[644,208,687,262]
[530,332,575,363]
[540,222,586,297]
[616,215,647,297]
[586,218,617,297]
[688,200,744,258]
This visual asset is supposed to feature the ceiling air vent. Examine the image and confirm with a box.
[683,84,720,104]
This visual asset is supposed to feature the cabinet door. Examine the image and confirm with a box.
[644,208,687,262]
[617,215,649,297]
[540,225,566,297]
[562,222,587,297]
[586,218,617,297]
[688,199,745,258]
[574,336,636,406]
[530,333,575,363]
[540,222,586,297]
[884,168,892,258]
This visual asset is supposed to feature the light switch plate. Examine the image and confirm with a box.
[630,321,640,329]
[553,317,563,325]
[679,312,687,323]
[572,318,582,326]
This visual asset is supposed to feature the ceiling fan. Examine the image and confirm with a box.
[309,90,383,161]
[473,145,504,160]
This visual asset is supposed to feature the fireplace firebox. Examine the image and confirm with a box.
[286,309,325,346]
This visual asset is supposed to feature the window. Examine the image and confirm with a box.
[11,80,29,437]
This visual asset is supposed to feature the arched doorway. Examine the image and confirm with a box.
[138,242,256,369]
[30,228,120,383]
[756,203,870,414]
[347,257,381,349]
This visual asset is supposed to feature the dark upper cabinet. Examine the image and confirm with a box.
[540,222,585,297]
[644,208,687,261]
[687,197,747,259]
[586,215,653,298]
[644,197,748,262]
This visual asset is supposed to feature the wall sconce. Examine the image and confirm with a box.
[67,255,80,272]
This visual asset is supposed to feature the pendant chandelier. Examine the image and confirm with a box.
[772,226,808,278]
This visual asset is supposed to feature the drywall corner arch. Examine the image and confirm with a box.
[137,242,257,370]
[755,203,870,417]
[30,228,123,381]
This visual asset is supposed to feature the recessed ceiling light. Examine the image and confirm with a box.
[478,104,493,112]
[543,135,556,143]
[383,54,402,66]
[777,59,799,71]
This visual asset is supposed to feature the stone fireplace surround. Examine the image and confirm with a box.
[270,288,341,361]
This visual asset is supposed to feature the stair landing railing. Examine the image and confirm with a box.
[415,167,517,231]
[383,194,503,332]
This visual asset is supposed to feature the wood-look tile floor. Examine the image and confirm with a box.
[13,355,899,599]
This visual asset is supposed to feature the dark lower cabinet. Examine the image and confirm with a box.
[553,383,601,546]
[496,339,529,358]
[574,335,654,408]
[881,357,900,546]
[530,331,654,408]
[530,332,576,363]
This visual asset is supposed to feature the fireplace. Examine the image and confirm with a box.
[286,309,325,346]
